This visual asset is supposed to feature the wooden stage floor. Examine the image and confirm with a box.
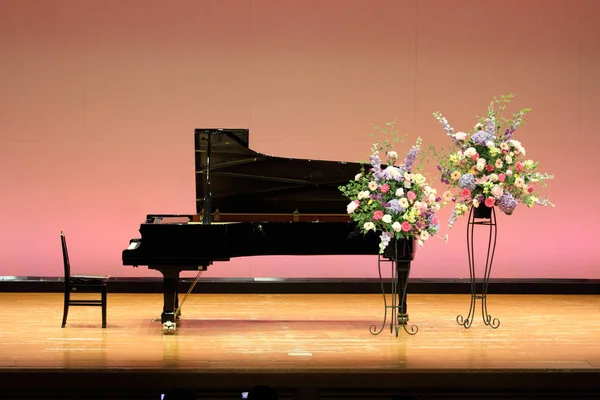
[1,292,600,399]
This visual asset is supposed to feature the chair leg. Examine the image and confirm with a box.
[101,285,107,329]
[62,291,69,328]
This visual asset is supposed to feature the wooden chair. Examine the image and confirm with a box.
[60,231,109,328]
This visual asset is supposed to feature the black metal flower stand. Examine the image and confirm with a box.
[456,205,501,329]
[370,238,419,337]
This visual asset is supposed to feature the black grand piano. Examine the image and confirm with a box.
[122,129,413,333]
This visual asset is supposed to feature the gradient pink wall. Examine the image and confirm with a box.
[1,0,598,280]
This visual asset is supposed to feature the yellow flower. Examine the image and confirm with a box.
[368,199,373,205]
[489,147,500,156]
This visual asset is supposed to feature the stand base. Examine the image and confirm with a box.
[458,206,501,329]
[370,241,418,337]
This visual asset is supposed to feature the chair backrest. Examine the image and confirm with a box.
[60,231,71,280]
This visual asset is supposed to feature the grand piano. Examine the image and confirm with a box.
[122,129,413,333]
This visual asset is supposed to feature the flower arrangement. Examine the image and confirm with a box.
[432,94,555,228]
[339,121,444,254]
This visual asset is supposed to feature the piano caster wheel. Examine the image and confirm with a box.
[397,314,409,325]
[162,321,177,334]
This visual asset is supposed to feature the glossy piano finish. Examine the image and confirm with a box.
[122,129,408,332]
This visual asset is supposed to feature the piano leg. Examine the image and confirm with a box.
[154,267,181,333]
[396,261,410,325]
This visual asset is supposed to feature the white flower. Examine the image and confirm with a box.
[428,193,436,203]
[364,222,375,231]
[395,188,404,197]
[506,169,513,176]
[464,147,477,157]
[495,159,504,169]
[509,139,526,155]
[392,221,402,232]
[368,181,378,191]
[455,131,467,140]
[382,214,392,224]
[491,185,504,198]
[486,140,495,148]
[417,240,424,247]
[347,201,359,214]
[476,158,486,171]
[384,165,401,179]
[488,173,499,182]
[387,151,398,159]
[514,177,525,188]
[475,122,484,130]
[420,231,430,241]
[357,190,370,200]
[505,154,513,164]
[403,181,411,188]
[500,142,509,151]
[354,173,362,181]
[399,198,409,208]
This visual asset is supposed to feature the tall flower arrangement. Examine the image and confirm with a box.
[432,94,555,228]
[339,121,444,254]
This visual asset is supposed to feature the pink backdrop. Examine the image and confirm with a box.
[1,0,598,280]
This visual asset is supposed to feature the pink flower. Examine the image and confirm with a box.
[485,164,494,172]
[431,216,439,225]
[373,210,383,221]
[471,153,479,161]
[379,184,390,193]
[401,221,411,232]
[461,188,471,198]
[527,185,534,193]
[498,173,506,182]
[407,191,417,201]
[485,197,496,208]
[515,162,524,172]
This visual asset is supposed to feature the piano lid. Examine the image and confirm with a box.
[194,128,368,215]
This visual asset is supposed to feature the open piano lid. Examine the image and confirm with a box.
[194,128,368,218]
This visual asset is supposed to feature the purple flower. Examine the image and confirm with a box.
[386,199,405,214]
[370,154,381,168]
[498,191,517,215]
[471,130,494,145]
[370,154,384,182]
[458,173,476,190]
[485,118,496,134]
[404,146,419,172]
[448,208,458,228]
